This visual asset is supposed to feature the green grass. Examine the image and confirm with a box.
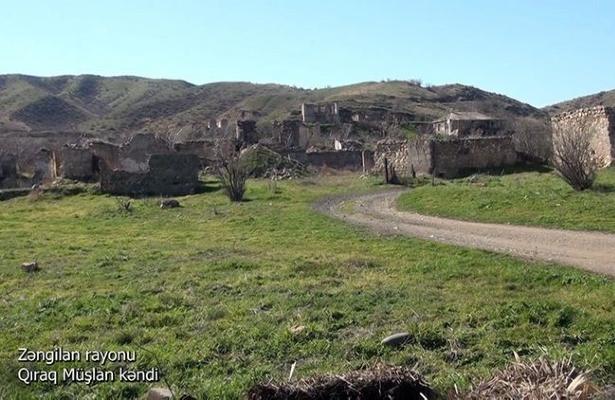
[0,175,614,399]
[398,167,615,232]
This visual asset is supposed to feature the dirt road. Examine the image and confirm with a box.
[317,190,615,277]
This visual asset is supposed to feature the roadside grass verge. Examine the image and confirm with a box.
[398,167,615,232]
[0,174,613,399]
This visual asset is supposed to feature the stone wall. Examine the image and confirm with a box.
[374,137,517,178]
[118,134,173,172]
[89,141,121,170]
[18,149,55,184]
[0,153,18,188]
[275,120,325,150]
[432,137,517,178]
[301,103,339,124]
[288,150,373,172]
[57,145,96,181]
[235,120,258,144]
[550,106,615,167]
[100,153,200,196]
[174,140,215,166]
[374,139,432,177]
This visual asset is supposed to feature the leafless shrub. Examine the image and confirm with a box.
[115,198,132,212]
[460,353,596,400]
[214,143,248,202]
[552,121,604,191]
[248,364,435,400]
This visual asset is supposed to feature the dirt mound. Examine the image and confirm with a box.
[248,365,435,400]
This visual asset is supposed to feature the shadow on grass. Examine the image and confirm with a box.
[458,163,553,178]
[195,179,223,194]
[590,183,615,193]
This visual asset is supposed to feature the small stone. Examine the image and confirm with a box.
[147,387,173,400]
[381,332,411,347]
[21,261,39,273]
[160,199,180,209]
[290,325,306,334]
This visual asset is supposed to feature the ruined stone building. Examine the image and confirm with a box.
[374,136,517,178]
[56,144,98,181]
[235,120,258,144]
[100,153,200,196]
[48,133,203,196]
[0,153,18,188]
[301,103,340,124]
[432,112,505,137]
[550,106,615,167]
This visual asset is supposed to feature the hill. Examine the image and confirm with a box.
[0,74,547,140]
[545,88,615,114]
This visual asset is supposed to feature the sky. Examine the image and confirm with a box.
[1,0,614,107]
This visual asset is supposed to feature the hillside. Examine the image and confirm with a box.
[0,74,547,140]
[545,88,615,114]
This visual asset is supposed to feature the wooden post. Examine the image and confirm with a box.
[384,157,389,184]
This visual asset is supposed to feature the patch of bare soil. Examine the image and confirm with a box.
[316,190,615,277]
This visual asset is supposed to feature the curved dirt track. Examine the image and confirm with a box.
[317,190,615,277]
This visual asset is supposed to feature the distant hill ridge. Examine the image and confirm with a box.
[545,88,615,114]
[0,74,548,139]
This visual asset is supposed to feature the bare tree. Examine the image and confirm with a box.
[552,121,604,191]
[214,142,248,202]
[511,118,552,163]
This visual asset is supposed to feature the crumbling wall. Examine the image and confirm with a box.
[550,106,615,167]
[236,120,258,144]
[450,119,506,137]
[275,120,302,148]
[17,149,55,184]
[301,103,339,124]
[432,137,517,177]
[174,140,214,166]
[57,145,96,181]
[89,141,121,170]
[275,120,324,150]
[0,153,18,188]
[374,139,432,177]
[119,134,173,172]
[288,150,372,171]
[100,153,200,196]
[373,137,517,178]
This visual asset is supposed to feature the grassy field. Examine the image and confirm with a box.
[398,167,615,232]
[0,175,613,399]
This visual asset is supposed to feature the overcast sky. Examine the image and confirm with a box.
[2,0,614,107]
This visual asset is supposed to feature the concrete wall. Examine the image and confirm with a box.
[550,106,615,167]
[100,153,200,196]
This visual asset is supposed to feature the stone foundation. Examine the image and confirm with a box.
[100,153,200,196]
